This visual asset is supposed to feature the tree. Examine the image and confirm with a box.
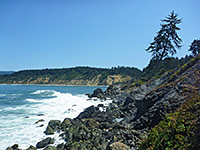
[146,11,182,60]
[188,39,200,56]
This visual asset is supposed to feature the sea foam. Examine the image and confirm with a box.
[0,89,112,149]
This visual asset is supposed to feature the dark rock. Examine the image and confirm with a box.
[83,118,99,128]
[105,85,121,96]
[61,118,72,131]
[37,124,44,127]
[56,143,65,149]
[92,88,104,97]
[78,145,87,150]
[25,116,29,118]
[44,125,54,135]
[72,131,82,141]
[48,120,61,130]
[6,147,13,150]
[37,113,44,116]
[99,142,108,150]
[99,122,110,129]
[122,96,135,107]
[36,137,54,148]
[97,104,104,107]
[35,119,44,124]
[11,144,19,149]
[86,93,93,98]
[44,120,61,135]
[44,145,58,150]
[106,142,131,150]
[97,93,106,99]
[76,105,100,119]
[26,145,37,150]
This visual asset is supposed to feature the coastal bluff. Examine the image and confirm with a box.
[0,67,141,86]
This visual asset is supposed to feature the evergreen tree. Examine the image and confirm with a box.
[188,39,200,56]
[146,11,182,60]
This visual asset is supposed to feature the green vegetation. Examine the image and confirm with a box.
[0,66,141,85]
[139,94,200,150]
[146,11,182,60]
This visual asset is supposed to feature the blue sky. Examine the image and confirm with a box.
[0,0,199,71]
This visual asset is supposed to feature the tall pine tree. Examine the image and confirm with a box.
[188,39,200,56]
[146,11,182,60]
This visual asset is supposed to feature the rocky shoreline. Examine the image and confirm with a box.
[6,55,200,150]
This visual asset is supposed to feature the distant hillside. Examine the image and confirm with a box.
[0,66,141,85]
[0,71,14,75]
[0,56,193,86]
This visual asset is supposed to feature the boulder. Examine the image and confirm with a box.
[35,119,44,124]
[122,97,135,107]
[86,93,93,98]
[11,144,19,149]
[56,143,65,149]
[105,85,121,96]
[48,120,61,131]
[61,118,72,131]
[26,145,37,150]
[44,125,54,135]
[44,120,61,135]
[92,88,104,97]
[99,122,110,129]
[36,137,54,148]
[76,105,100,119]
[97,93,106,99]
[44,145,58,150]
[83,118,99,128]
[37,124,44,127]
[107,142,131,150]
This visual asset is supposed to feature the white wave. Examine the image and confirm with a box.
[0,90,112,149]
[30,90,55,95]
[10,94,22,96]
[26,99,42,103]
[0,94,22,97]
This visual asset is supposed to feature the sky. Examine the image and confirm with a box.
[0,0,200,71]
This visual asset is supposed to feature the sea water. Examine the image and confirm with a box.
[0,84,110,150]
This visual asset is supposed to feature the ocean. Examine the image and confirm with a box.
[0,84,110,149]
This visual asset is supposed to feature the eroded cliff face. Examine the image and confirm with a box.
[10,74,132,86]
[121,55,200,129]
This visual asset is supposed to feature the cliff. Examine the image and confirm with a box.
[0,66,140,86]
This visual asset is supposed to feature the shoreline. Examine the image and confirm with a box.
[0,85,111,149]
[0,83,108,87]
